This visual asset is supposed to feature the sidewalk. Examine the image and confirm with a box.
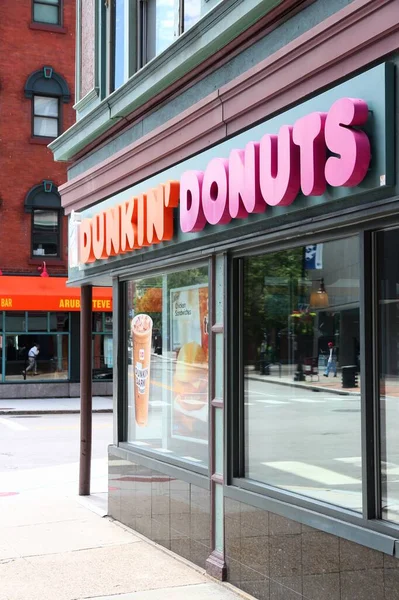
[0,396,113,415]
[0,492,248,600]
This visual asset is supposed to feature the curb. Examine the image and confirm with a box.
[247,374,360,396]
[0,409,113,415]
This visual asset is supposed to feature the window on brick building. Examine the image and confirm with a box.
[25,68,70,140]
[32,210,61,258]
[25,182,63,259]
[33,0,61,26]
[33,96,59,137]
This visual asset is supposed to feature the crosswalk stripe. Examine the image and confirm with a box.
[289,398,326,403]
[255,399,289,405]
[0,417,28,431]
[263,461,359,485]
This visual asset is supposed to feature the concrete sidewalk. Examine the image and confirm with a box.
[0,396,113,415]
[0,493,247,600]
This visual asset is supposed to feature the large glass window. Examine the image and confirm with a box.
[183,0,201,31]
[127,266,209,469]
[145,0,176,63]
[378,229,399,523]
[137,0,205,67]
[243,237,362,510]
[3,312,69,382]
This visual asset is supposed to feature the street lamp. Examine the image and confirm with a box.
[310,278,329,308]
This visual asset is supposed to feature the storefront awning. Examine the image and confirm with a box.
[0,277,112,311]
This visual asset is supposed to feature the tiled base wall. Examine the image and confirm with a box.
[225,498,399,600]
[0,381,111,398]
[108,450,211,569]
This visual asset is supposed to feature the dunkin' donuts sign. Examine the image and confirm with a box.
[79,98,371,264]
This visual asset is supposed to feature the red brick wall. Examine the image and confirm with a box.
[0,0,75,275]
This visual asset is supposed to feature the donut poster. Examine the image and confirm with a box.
[170,284,209,444]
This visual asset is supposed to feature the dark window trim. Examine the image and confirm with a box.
[31,94,61,139]
[32,0,63,27]
[29,136,57,145]
[28,258,66,267]
[31,208,62,260]
[224,483,396,557]
[225,218,399,554]
[29,22,67,33]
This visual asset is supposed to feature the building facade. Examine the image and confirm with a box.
[53,0,399,598]
[0,0,113,398]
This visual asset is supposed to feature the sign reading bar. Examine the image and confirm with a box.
[78,97,371,264]
[0,277,112,312]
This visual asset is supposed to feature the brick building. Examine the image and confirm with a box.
[0,1,112,397]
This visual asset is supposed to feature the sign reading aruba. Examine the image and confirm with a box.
[79,98,371,264]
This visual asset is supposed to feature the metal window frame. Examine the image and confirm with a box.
[225,220,399,554]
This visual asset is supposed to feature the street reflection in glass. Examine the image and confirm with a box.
[378,229,399,523]
[244,237,362,511]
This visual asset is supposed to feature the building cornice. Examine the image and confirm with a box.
[59,0,399,213]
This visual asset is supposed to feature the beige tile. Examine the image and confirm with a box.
[4,516,138,557]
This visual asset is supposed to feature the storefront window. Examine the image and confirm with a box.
[127,266,209,469]
[92,313,113,381]
[378,229,399,523]
[2,311,69,382]
[243,236,362,510]
[28,312,48,331]
[5,334,69,381]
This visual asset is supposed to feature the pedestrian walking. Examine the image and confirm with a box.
[323,341,337,377]
[22,343,40,379]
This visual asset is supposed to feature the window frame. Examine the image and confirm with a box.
[32,94,61,140]
[32,0,62,27]
[225,226,399,550]
[31,208,61,259]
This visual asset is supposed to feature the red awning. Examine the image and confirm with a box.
[0,277,112,311]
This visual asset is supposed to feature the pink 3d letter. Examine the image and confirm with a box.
[228,142,264,219]
[180,170,206,233]
[202,158,231,225]
[259,125,300,206]
[293,112,327,196]
[324,97,371,187]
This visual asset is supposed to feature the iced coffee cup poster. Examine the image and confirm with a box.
[170,285,209,443]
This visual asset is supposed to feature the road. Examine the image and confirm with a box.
[0,413,112,496]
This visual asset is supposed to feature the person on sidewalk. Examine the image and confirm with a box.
[324,341,337,377]
[22,343,40,379]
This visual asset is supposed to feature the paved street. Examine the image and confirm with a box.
[0,412,243,600]
[0,413,112,496]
